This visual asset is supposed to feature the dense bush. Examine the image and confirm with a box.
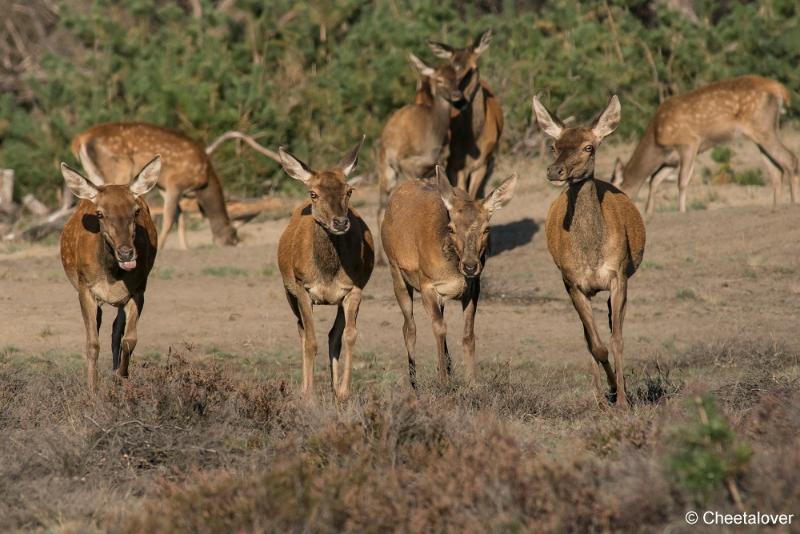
[1,0,799,201]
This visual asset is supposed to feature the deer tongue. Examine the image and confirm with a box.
[119,260,137,271]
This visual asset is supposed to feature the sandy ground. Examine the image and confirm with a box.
[2,134,799,391]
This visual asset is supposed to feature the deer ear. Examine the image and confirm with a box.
[592,95,621,140]
[483,173,517,217]
[473,29,492,56]
[428,40,454,60]
[435,166,455,211]
[336,135,365,177]
[611,158,624,186]
[408,53,435,78]
[532,96,564,139]
[278,147,314,184]
[129,155,161,197]
[61,163,99,201]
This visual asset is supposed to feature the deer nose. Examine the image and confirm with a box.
[117,245,135,261]
[332,217,350,232]
[462,262,479,276]
[451,91,467,108]
[547,165,566,181]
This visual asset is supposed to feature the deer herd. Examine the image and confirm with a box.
[55,30,797,408]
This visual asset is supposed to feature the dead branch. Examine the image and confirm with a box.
[206,130,281,163]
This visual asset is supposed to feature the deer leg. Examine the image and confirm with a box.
[390,265,417,388]
[159,188,180,250]
[754,133,799,206]
[375,162,396,267]
[78,288,100,392]
[461,277,480,381]
[177,206,189,251]
[117,294,143,379]
[455,169,468,193]
[296,292,317,397]
[336,288,363,401]
[565,283,616,396]
[421,286,450,382]
[645,166,674,216]
[609,277,629,408]
[467,164,488,200]
[111,305,125,371]
[677,145,699,213]
[328,305,345,395]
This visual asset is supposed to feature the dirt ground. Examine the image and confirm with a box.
[2,134,799,387]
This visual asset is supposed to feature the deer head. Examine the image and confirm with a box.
[436,166,517,277]
[278,137,365,236]
[61,155,161,270]
[427,29,492,100]
[533,95,621,184]
[408,54,465,108]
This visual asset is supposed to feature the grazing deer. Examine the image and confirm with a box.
[426,29,504,199]
[60,156,161,391]
[612,76,798,215]
[376,54,465,264]
[72,122,238,250]
[381,167,516,387]
[277,138,374,401]
[533,95,645,407]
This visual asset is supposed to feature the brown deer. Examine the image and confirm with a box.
[60,156,161,391]
[376,54,465,264]
[277,138,374,401]
[381,167,516,387]
[533,95,645,407]
[611,76,798,215]
[72,122,238,250]
[426,29,504,199]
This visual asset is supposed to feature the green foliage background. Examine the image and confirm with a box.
[2,0,799,202]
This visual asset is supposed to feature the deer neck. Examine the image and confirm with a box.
[93,234,125,280]
[464,76,486,135]
[620,120,660,196]
[565,178,605,268]
[431,95,454,140]
[195,168,234,240]
[312,218,345,279]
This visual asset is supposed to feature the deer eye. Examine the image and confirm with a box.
[447,225,456,234]
[346,189,353,198]
[584,145,594,153]
[134,207,141,217]
[309,191,319,200]
[95,211,104,219]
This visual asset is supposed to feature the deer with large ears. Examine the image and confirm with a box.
[375,53,466,264]
[533,95,646,407]
[381,167,516,387]
[60,156,161,391]
[277,138,374,401]
[424,29,503,199]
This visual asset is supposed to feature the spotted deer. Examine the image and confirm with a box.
[60,156,161,391]
[375,54,466,264]
[425,29,504,199]
[534,95,645,407]
[72,122,238,250]
[612,76,798,215]
[381,167,516,387]
[277,138,374,401]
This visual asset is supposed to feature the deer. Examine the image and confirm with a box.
[611,76,798,215]
[71,122,239,250]
[425,29,504,199]
[533,94,646,408]
[381,167,516,388]
[375,54,466,264]
[276,138,374,401]
[60,156,161,391]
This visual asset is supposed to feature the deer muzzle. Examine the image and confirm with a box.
[115,245,137,271]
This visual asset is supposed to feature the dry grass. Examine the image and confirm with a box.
[1,340,798,532]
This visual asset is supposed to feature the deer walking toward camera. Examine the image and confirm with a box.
[382,167,516,387]
[534,95,645,407]
[612,76,798,215]
[277,138,374,401]
[60,156,161,391]
[423,29,504,199]
[72,123,238,250]
[375,54,466,264]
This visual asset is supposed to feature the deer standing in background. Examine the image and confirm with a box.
[381,167,516,387]
[425,29,504,199]
[534,95,645,407]
[277,139,374,401]
[612,76,798,215]
[60,156,161,391]
[72,123,238,250]
[375,54,466,264]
